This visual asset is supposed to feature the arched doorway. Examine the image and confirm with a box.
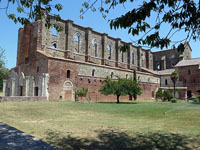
[63,81,73,100]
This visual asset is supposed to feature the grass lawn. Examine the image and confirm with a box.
[0,100,200,150]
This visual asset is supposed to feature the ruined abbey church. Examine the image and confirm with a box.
[2,16,200,101]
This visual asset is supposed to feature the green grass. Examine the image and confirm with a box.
[0,101,200,150]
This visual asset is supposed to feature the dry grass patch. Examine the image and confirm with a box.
[0,101,200,149]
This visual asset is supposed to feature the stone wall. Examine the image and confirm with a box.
[36,18,157,71]
[0,96,47,102]
[152,42,192,71]
[3,71,49,98]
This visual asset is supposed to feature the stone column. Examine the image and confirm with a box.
[29,76,35,96]
[66,20,74,51]
[42,73,49,99]
[86,28,92,55]
[137,46,141,69]
[127,43,132,69]
[38,76,43,96]
[85,27,92,62]
[3,80,7,96]
[11,78,16,96]
[115,38,121,67]
[25,76,30,96]
[102,33,108,65]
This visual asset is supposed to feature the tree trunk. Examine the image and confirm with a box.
[129,95,132,101]
[117,95,120,103]
[134,95,137,101]
[174,82,176,98]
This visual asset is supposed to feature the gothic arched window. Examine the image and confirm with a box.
[107,44,112,60]
[132,52,135,64]
[51,27,57,36]
[92,69,96,77]
[67,70,70,78]
[92,39,98,57]
[74,32,81,53]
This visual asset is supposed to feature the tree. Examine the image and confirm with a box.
[156,88,163,101]
[133,69,137,81]
[163,90,173,101]
[1,0,63,30]
[99,76,127,103]
[81,0,200,52]
[0,47,9,91]
[124,78,142,101]
[99,76,141,103]
[75,87,88,101]
[133,69,138,101]
[170,71,179,98]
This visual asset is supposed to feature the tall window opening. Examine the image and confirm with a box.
[157,63,160,70]
[20,86,23,96]
[121,51,124,62]
[67,70,70,78]
[142,59,144,67]
[37,67,39,72]
[51,42,57,49]
[107,44,112,60]
[74,33,80,53]
[111,72,114,79]
[92,69,96,77]
[51,27,57,36]
[165,79,168,85]
[92,39,98,57]
[188,69,191,75]
[35,87,39,96]
[132,52,135,64]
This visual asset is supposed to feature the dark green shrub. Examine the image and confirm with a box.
[193,99,198,103]
[163,90,173,101]
[75,87,88,100]
[156,89,163,100]
[171,98,177,103]
[193,95,200,103]
[196,95,200,101]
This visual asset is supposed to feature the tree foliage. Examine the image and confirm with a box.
[163,90,173,101]
[99,76,127,103]
[0,47,9,91]
[99,76,141,103]
[156,88,163,100]
[75,87,88,100]
[123,78,142,101]
[81,0,200,51]
[1,0,63,30]
[170,71,179,98]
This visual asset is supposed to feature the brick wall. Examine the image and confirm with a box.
[176,65,200,96]
[47,58,159,101]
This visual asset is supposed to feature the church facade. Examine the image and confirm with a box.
[2,16,197,101]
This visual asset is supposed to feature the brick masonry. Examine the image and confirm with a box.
[3,15,198,101]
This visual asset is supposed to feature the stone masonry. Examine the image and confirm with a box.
[3,15,196,101]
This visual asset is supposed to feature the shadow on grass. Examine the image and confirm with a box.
[45,129,200,150]
[97,102,138,104]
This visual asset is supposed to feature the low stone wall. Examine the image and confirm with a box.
[0,96,48,102]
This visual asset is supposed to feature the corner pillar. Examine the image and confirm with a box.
[3,80,7,96]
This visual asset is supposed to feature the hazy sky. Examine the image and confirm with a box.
[0,1,199,69]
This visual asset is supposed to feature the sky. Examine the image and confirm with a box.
[0,1,199,69]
